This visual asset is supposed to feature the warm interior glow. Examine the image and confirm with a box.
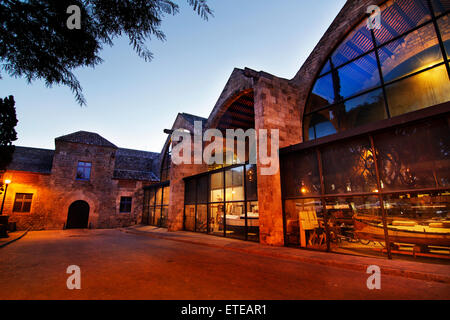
[300,187,307,194]
[4,179,11,185]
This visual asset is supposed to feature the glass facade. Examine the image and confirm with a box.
[304,0,450,141]
[281,115,450,260]
[143,183,170,228]
[184,164,259,241]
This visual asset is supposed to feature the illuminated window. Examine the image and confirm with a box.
[13,193,33,213]
[76,161,91,180]
[119,197,132,213]
[304,0,450,141]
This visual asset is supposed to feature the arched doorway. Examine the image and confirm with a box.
[66,200,90,229]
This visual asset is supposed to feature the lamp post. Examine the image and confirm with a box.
[0,179,11,215]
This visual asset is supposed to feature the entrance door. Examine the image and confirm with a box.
[66,200,89,229]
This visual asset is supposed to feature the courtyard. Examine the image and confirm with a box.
[0,228,449,300]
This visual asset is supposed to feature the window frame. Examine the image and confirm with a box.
[76,161,92,181]
[304,1,450,141]
[119,196,133,213]
[13,193,33,213]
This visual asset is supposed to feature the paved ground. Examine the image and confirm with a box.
[0,229,449,300]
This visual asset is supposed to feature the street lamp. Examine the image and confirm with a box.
[0,179,11,215]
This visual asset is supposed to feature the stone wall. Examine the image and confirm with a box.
[3,140,155,230]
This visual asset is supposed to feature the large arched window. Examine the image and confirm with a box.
[304,0,450,141]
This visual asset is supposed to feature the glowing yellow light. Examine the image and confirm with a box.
[372,189,379,193]
[301,187,307,194]
[4,179,11,185]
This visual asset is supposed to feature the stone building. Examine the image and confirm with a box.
[1,0,449,261]
[1,131,159,230]
[143,0,450,261]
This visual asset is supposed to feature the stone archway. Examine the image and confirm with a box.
[66,200,90,229]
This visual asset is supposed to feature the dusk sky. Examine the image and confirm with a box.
[2,0,346,152]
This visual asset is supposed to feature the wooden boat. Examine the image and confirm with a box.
[353,215,450,247]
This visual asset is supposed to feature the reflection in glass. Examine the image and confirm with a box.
[281,149,320,198]
[154,207,161,226]
[197,175,208,203]
[379,24,442,83]
[160,206,168,228]
[148,207,155,226]
[284,199,326,250]
[305,112,337,141]
[185,179,196,204]
[184,205,195,231]
[331,20,373,67]
[374,0,432,45]
[226,202,246,240]
[225,167,244,201]
[384,192,450,254]
[156,187,163,206]
[432,0,450,16]
[386,65,450,117]
[208,203,224,236]
[196,204,208,233]
[437,15,450,59]
[321,137,378,194]
[309,73,334,107]
[247,201,259,242]
[374,116,450,190]
[210,172,224,202]
[330,89,387,132]
[163,186,170,205]
[246,164,258,201]
[319,60,331,75]
[336,53,380,99]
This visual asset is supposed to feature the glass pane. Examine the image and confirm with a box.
[225,202,246,240]
[432,0,450,15]
[208,203,224,236]
[245,164,258,201]
[308,73,334,110]
[304,111,338,141]
[148,207,155,225]
[336,53,380,99]
[154,207,161,226]
[328,196,386,257]
[197,175,208,204]
[149,189,155,206]
[379,23,443,83]
[319,60,331,75]
[196,204,208,233]
[321,136,378,194]
[185,179,196,204]
[162,186,170,205]
[280,149,321,198]
[437,14,450,59]
[184,205,195,231]
[225,166,244,201]
[160,206,168,228]
[329,89,387,132]
[331,20,373,67]
[142,206,149,224]
[374,0,432,45]
[385,65,450,117]
[284,199,326,250]
[156,187,163,206]
[374,117,450,190]
[210,172,224,202]
[247,201,259,242]
[384,192,450,258]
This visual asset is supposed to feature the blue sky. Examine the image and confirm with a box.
[1,0,346,152]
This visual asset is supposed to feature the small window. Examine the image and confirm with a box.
[119,197,132,213]
[76,161,91,180]
[13,193,33,213]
